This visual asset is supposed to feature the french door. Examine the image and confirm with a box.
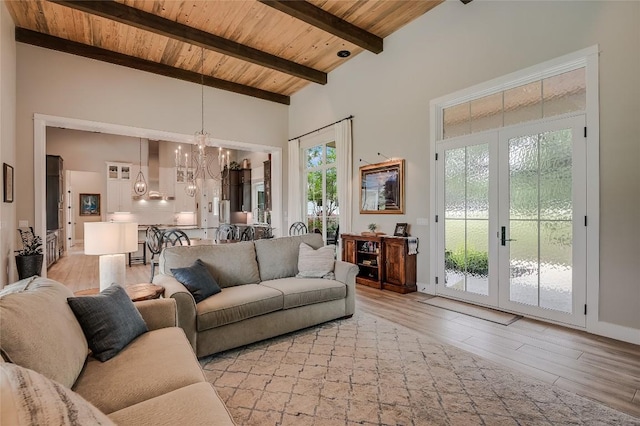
[436,115,586,326]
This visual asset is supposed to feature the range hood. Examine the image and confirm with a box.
[135,139,174,200]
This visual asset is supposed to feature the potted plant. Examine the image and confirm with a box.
[362,223,380,236]
[15,228,44,279]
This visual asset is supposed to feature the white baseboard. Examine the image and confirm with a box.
[588,320,640,345]
[417,282,435,295]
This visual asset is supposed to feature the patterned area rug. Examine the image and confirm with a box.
[200,312,638,425]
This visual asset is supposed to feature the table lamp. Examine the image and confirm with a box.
[84,222,138,291]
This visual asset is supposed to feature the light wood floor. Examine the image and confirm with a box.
[48,248,640,418]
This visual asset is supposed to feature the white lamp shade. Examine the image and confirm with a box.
[84,222,138,255]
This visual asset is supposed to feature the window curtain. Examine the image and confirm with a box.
[287,138,302,230]
[335,119,353,239]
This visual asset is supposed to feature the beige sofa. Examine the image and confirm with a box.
[0,277,235,425]
[154,234,359,357]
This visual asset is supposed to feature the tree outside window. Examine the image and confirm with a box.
[304,142,338,242]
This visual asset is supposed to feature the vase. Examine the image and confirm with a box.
[15,254,44,280]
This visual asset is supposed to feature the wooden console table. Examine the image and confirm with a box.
[341,234,417,294]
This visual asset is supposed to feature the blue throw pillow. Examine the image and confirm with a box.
[170,259,221,303]
[67,285,148,362]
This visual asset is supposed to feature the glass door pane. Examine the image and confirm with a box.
[439,136,496,304]
[507,130,573,312]
[499,115,586,326]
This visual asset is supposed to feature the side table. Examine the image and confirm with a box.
[74,283,164,302]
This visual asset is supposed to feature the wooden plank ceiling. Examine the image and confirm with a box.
[6,0,445,104]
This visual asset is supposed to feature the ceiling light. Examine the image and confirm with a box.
[337,50,351,58]
[133,138,148,196]
[176,47,229,198]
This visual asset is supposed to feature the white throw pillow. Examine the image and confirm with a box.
[0,363,115,426]
[297,242,336,279]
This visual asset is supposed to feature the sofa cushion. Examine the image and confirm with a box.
[68,285,148,362]
[73,327,205,414]
[108,382,235,426]
[0,278,88,389]
[160,242,260,288]
[297,242,336,279]
[171,259,222,303]
[254,234,324,281]
[261,277,347,309]
[0,363,115,426]
[196,284,283,331]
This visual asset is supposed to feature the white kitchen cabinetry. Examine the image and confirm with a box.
[174,183,196,213]
[106,162,132,213]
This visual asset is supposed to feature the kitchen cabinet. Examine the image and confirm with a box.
[241,169,251,212]
[223,168,251,212]
[263,160,271,211]
[106,162,132,213]
[341,234,417,294]
[174,183,196,213]
[46,155,64,234]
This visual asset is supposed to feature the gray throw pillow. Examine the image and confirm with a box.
[297,242,336,279]
[67,285,148,362]
[171,259,222,303]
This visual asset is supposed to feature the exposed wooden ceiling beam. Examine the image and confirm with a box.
[259,0,383,54]
[48,0,327,85]
[15,28,290,105]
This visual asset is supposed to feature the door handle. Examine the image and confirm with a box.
[501,226,516,246]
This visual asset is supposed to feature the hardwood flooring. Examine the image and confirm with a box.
[356,285,640,418]
[47,247,640,418]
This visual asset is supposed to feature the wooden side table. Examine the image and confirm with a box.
[74,284,164,302]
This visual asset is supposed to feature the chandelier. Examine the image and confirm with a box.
[175,47,231,197]
[133,138,148,196]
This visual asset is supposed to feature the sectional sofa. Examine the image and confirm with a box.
[0,277,235,425]
[154,233,359,357]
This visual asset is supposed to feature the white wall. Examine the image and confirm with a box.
[67,170,101,241]
[290,1,640,332]
[0,2,16,286]
[15,43,288,238]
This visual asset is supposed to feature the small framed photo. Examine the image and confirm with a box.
[3,163,13,203]
[394,223,408,237]
[79,193,101,216]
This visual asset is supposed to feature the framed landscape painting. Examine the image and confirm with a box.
[79,193,100,216]
[360,159,404,214]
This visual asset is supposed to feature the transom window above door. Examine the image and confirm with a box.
[443,68,586,139]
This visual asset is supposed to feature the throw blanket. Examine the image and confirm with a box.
[408,237,419,255]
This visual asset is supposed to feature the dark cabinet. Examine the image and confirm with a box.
[263,160,271,211]
[241,169,251,212]
[46,155,64,232]
[341,234,417,294]
[341,234,384,289]
[222,168,240,212]
[222,168,251,212]
[382,237,417,294]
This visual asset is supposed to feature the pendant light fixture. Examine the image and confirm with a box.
[177,46,228,198]
[133,138,148,196]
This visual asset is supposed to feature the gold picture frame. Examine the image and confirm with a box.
[359,159,404,214]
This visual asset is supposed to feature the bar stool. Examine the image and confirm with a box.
[128,240,147,266]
